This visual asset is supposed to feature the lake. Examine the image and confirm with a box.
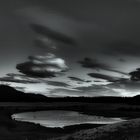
[12,110,125,128]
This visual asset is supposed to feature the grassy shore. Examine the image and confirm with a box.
[0,102,107,140]
[0,102,140,140]
[52,118,140,140]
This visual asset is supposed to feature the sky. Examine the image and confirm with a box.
[1,0,140,97]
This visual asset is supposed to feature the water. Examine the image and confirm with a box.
[12,110,125,128]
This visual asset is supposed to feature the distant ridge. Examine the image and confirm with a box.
[0,85,47,102]
[0,85,140,104]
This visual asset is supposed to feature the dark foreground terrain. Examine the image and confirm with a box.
[0,85,140,140]
[1,102,140,140]
[53,118,140,140]
[0,103,104,140]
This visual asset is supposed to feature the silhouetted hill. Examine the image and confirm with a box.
[0,85,47,102]
[0,85,140,104]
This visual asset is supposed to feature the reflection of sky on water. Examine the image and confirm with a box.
[12,110,125,128]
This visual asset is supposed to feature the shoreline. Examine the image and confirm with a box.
[0,102,140,139]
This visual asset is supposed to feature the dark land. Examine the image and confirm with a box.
[1,85,140,140]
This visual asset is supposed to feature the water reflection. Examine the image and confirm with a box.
[12,110,125,128]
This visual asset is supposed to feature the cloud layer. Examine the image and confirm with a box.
[16,53,69,78]
[30,23,76,45]
[0,73,40,84]
[88,73,127,82]
[129,68,140,81]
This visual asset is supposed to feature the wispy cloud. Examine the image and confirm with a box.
[79,57,128,76]
[88,73,128,82]
[46,80,70,87]
[30,23,76,45]
[68,76,91,83]
[0,73,40,84]
[129,68,140,81]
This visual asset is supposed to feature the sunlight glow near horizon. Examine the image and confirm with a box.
[1,80,139,97]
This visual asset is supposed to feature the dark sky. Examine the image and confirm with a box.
[1,0,140,97]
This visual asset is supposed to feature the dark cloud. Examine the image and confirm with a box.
[16,62,55,78]
[46,81,69,87]
[88,73,127,82]
[30,24,76,45]
[0,73,40,84]
[129,68,140,81]
[79,57,127,75]
[78,57,108,70]
[68,76,91,82]
[16,53,69,78]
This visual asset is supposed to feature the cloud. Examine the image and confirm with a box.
[0,73,40,84]
[49,84,120,97]
[46,81,69,87]
[16,53,69,78]
[75,79,140,97]
[68,76,91,82]
[88,73,127,82]
[34,36,57,50]
[78,57,108,70]
[79,57,128,75]
[129,68,140,81]
[107,79,140,96]
[75,85,120,96]
[30,23,76,45]
[48,88,81,97]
